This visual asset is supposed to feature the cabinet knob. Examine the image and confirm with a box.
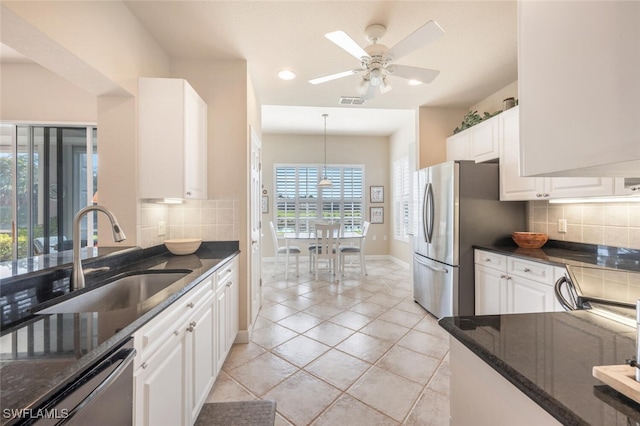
[187,302,194,308]
[227,268,232,273]
[226,282,232,287]
[536,193,543,197]
[141,362,148,369]
[186,191,192,196]
[543,193,549,197]
[174,330,179,336]
[524,268,531,273]
[500,274,506,279]
[485,258,491,262]
[187,321,197,332]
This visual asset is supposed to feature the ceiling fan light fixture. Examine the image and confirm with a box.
[380,78,392,94]
[369,68,383,87]
[408,79,423,86]
[357,78,370,95]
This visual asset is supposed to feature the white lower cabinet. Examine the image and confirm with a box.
[133,255,239,426]
[475,249,564,315]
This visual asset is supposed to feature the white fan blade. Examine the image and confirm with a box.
[325,30,370,60]
[390,65,440,84]
[385,20,444,61]
[309,69,359,85]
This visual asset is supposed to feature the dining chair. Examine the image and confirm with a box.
[309,223,340,282]
[339,221,370,276]
[269,221,300,278]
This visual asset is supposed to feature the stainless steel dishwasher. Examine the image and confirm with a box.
[31,339,135,426]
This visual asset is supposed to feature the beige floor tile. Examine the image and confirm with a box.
[272,335,330,367]
[338,287,376,300]
[226,352,298,396]
[303,321,355,347]
[277,311,324,333]
[397,329,449,359]
[359,318,411,343]
[335,332,394,363]
[329,310,373,330]
[414,315,451,340]
[350,300,391,317]
[366,293,405,308]
[404,388,450,426]
[378,307,425,329]
[274,412,294,426]
[279,295,318,311]
[303,301,345,319]
[347,365,424,422]
[263,370,341,425]
[312,394,399,426]
[259,303,299,322]
[394,299,429,316]
[376,346,441,386]
[304,349,370,391]
[428,353,451,396]
[222,341,267,371]
[206,371,256,402]
[250,322,299,349]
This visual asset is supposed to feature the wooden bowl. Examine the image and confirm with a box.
[164,238,202,255]
[511,232,548,249]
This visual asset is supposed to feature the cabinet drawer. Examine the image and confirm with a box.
[507,257,554,285]
[215,258,238,291]
[135,276,214,364]
[474,250,507,270]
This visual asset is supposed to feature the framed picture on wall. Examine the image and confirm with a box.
[370,207,384,224]
[370,186,384,203]
[261,196,269,214]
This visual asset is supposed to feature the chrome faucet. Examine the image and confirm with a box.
[72,205,126,291]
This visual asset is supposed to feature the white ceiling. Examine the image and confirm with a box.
[123,1,518,136]
[2,2,518,136]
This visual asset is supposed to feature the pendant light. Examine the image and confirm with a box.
[318,113,333,187]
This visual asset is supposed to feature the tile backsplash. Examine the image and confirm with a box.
[138,197,240,248]
[529,200,640,249]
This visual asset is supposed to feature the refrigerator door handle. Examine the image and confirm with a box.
[414,254,448,273]
[425,182,434,243]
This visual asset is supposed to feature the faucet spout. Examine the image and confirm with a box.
[72,205,126,291]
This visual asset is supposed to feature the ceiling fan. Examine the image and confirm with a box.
[309,21,444,99]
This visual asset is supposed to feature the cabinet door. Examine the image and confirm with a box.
[471,117,499,163]
[184,83,207,199]
[227,273,239,352]
[135,330,188,426]
[188,297,215,423]
[214,285,228,375]
[508,276,555,314]
[475,264,508,315]
[546,176,614,199]
[499,107,545,201]
[446,132,470,161]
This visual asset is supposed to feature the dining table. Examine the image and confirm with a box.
[282,230,364,280]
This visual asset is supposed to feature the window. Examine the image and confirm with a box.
[393,156,410,241]
[274,164,364,233]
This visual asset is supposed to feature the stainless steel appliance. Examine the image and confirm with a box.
[31,339,135,425]
[412,161,526,318]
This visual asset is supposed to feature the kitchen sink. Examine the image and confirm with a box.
[37,270,192,314]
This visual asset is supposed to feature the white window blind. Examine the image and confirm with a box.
[393,156,410,241]
[274,164,364,233]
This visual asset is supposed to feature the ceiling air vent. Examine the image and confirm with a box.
[339,96,365,105]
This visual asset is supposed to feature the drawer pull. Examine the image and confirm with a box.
[174,330,179,336]
[500,274,507,279]
[187,321,197,332]
[485,258,491,262]
[524,268,531,273]
[142,362,148,369]
[227,268,232,273]
[226,282,232,287]
[187,302,194,308]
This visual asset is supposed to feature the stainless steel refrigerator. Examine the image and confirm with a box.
[413,160,526,318]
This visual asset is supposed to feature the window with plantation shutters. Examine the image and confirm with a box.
[274,164,364,233]
[393,156,410,242]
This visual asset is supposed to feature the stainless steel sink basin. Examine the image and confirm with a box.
[37,270,191,313]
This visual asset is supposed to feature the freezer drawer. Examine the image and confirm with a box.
[413,254,458,318]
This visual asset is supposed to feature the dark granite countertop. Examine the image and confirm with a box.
[476,240,640,272]
[0,241,239,426]
[440,311,640,425]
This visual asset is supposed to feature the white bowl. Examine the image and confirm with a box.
[164,238,202,255]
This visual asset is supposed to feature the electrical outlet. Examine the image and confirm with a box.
[158,221,166,236]
[558,219,567,233]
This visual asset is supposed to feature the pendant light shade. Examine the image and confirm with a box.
[318,113,333,188]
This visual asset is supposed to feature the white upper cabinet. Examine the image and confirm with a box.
[500,106,614,201]
[446,114,500,163]
[518,1,640,177]
[446,131,471,162]
[138,78,208,200]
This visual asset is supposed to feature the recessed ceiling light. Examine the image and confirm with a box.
[408,79,423,86]
[278,69,296,80]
